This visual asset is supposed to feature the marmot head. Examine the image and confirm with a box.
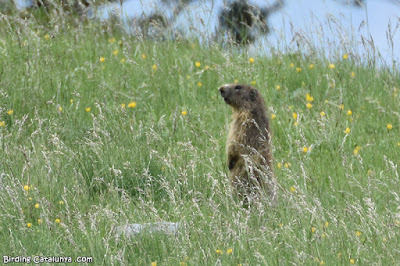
[219,84,263,111]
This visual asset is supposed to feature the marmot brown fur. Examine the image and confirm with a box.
[219,84,276,204]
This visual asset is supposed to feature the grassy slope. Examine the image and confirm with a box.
[0,13,400,265]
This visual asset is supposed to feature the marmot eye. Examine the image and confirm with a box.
[235,85,242,90]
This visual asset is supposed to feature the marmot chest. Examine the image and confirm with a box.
[227,111,266,149]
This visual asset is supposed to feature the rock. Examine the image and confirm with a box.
[114,222,181,239]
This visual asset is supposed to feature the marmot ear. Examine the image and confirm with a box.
[249,89,257,102]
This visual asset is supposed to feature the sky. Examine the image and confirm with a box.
[17,0,400,66]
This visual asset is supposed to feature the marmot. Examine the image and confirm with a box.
[219,84,276,204]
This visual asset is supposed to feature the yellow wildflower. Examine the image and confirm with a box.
[128,102,137,108]
[7,110,13,115]
[345,127,351,134]
[271,114,276,119]
[23,185,30,191]
[328,63,335,69]
[38,219,43,224]
[275,85,281,90]
[387,123,393,130]
[59,200,64,205]
[0,121,5,127]
[35,203,39,209]
[85,107,91,112]
[306,103,312,109]
[120,58,126,63]
[151,262,157,266]
[290,186,296,192]
[251,81,256,85]
[284,162,291,168]
[27,223,32,228]
[325,221,329,228]
[347,110,352,116]
[320,111,325,116]
[197,82,203,87]
[99,57,105,63]
[70,99,74,104]
[296,67,302,72]
[44,34,50,41]
[113,49,119,56]
[58,107,62,112]
[355,231,361,237]
[215,250,222,255]
[181,111,187,116]
[234,79,239,83]
[195,61,201,68]
[311,227,316,233]
[249,57,255,63]
[55,219,61,224]
[351,72,355,78]
[121,103,126,109]
[292,112,298,119]
[350,259,355,264]
[152,64,157,70]
[339,104,344,110]
[302,147,308,152]
[343,53,349,59]
[309,64,314,69]
[141,54,146,59]
[306,94,314,102]
[277,163,282,169]
[227,248,233,254]
[108,37,116,44]
[289,62,294,68]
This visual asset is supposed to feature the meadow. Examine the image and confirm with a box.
[0,8,400,265]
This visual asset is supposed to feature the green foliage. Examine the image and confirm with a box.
[1,12,400,265]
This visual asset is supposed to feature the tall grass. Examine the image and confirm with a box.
[0,4,400,265]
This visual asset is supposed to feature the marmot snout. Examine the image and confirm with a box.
[220,83,276,204]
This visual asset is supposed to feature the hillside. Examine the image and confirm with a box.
[0,13,400,265]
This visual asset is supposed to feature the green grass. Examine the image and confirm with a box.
[1,11,400,265]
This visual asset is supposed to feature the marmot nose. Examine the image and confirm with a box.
[219,86,225,95]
